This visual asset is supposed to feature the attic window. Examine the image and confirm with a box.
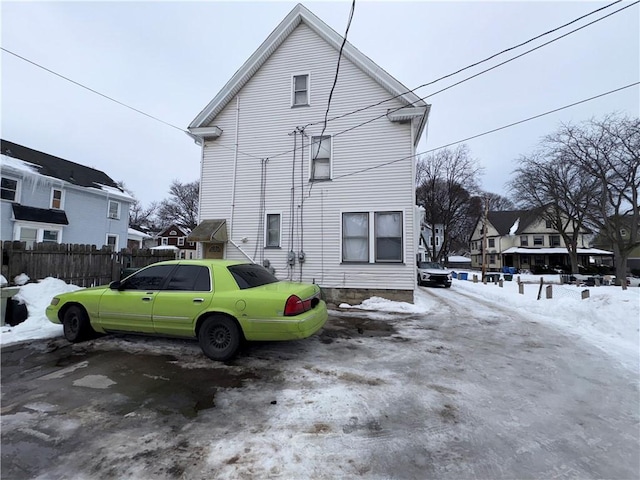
[1,177,18,202]
[292,74,309,106]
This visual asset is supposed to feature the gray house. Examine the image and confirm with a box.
[1,140,132,250]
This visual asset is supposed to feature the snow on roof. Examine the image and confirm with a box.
[128,228,152,239]
[0,154,42,174]
[448,256,472,263]
[509,217,520,236]
[150,245,179,250]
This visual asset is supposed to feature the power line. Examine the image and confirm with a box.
[268,0,637,161]
[1,47,186,133]
[331,82,639,182]
[302,0,628,129]
[309,0,356,193]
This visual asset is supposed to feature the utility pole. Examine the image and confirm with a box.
[481,196,488,280]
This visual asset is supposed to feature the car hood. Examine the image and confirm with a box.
[419,268,450,275]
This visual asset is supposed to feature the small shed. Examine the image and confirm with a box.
[447,255,472,269]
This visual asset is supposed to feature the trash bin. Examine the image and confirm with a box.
[504,274,513,281]
[459,272,468,280]
[451,271,458,279]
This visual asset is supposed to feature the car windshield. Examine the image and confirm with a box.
[418,262,443,269]
[227,264,279,290]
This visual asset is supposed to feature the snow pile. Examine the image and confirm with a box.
[509,217,520,235]
[14,273,30,286]
[339,293,436,314]
[1,278,82,345]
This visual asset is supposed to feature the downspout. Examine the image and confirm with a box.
[197,139,204,258]
[229,239,255,263]
[230,96,240,242]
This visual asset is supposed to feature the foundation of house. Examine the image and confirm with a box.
[321,287,413,307]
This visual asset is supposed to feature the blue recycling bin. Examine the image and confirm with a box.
[459,272,468,280]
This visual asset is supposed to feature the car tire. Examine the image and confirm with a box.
[444,284,451,289]
[62,305,93,343]
[198,315,241,362]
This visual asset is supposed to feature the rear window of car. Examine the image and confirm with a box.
[227,264,278,290]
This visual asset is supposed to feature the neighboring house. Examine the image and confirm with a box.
[469,208,612,272]
[591,217,640,274]
[155,224,197,259]
[1,140,132,250]
[186,4,430,304]
[127,228,153,250]
[418,223,445,262]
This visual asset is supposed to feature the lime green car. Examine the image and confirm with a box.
[46,260,327,361]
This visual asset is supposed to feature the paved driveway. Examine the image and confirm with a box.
[2,288,638,479]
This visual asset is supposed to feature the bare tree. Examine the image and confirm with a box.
[482,191,515,211]
[129,199,159,231]
[510,150,599,274]
[156,180,200,230]
[416,145,483,262]
[555,115,639,287]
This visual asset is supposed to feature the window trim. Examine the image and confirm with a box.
[341,210,405,264]
[13,221,63,248]
[520,235,529,246]
[1,176,20,202]
[50,187,64,210]
[533,235,544,246]
[106,234,119,251]
[264,211,282,248]
[291,72,311,107]
[549,235,561,247]
[309,134,332,182]
[177,237,185,246]
[107,200,121,220]
[342,212,370,263]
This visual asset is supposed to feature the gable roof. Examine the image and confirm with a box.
[189,3,429,144]
[1,139,124,193]
[487,206,548,236]
[157,224,190,237]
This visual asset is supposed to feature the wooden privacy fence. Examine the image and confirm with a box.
[1,241,176,287]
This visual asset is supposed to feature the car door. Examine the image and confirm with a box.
[98,264,176,333]
[152,264,213,337]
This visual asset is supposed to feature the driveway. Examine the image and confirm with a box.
[2,288,638,479]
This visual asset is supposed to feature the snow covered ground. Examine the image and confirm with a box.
[1,272,639,479]
[3,272,637,371]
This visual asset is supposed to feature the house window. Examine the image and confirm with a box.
[1,177,18,201]
[43,230,59,243]
[489,254,496,264]
[310,135,331,181]
[435,236,440,246]
[170,230,177,235]
[520,236,529,246]
[106,234,118,251]
[108,200,120,219]
[375,211,403,262]
[265,213,281,248]
[161,237,168,246]
[292,74,309,106]
[342,212,369,262]
[19,227,37,249]
[521,255,530,265]
[488,238,495,248]
[178,237,185,246]
[545,220,552,229]
[534,255,544,265]
[549,235,561,247]
[533,236,544,246]
[51,188,63,209]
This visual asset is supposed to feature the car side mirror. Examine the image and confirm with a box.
[109,280,122,290]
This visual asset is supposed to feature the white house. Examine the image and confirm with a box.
[187,4,430,304]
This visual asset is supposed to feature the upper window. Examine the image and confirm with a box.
[108,200,120,219]
[342,212,369,263]
[161,237,169,246]
[545,220,552,229]
[488,238,495,248]
[51,188,63,209]
[533,236,544,246]
[520,235,529,246]
[1,177,18,202]
[292,74,309,106]
[375,211,403,263]
[265,213,281,248]
[310,135,331,181]
[177,237,185,246]
[549,235,561,247]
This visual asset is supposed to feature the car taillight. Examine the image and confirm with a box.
[284,295,316,316]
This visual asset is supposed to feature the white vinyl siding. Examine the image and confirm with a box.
[198,24,416,290]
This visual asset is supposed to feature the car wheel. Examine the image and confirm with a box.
[444,284,451,289]
[62,305,93,343]
[198,315,241,361]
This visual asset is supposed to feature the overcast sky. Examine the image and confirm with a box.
[2,1,638,206]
